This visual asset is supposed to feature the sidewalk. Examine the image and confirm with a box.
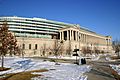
[86,61,116,80]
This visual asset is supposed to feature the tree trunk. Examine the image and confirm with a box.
[1,54,4,69]
[22,51,24,58]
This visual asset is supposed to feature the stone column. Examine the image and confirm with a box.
[60,32,61,40]
[81,34,83,42]
[77,31,79,41]
[67,30,69,40]
[70,30,71,40]
[86,35,87,43]
[77,31,78,41]
[84,34,85,42]
[83,34,85,42]
[62,31,64,40]
[85,34,86,42]
[72,30,73,41]
[76,31,77,41]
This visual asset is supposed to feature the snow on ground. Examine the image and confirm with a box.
[49,56,77,60]
[0,57,91,80]
[91,55,100,61]
[110,64,120,75]
[105,57,116,61]
[49,54,100,61]
[32,63,91,80]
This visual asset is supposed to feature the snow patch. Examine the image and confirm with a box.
[32,63,91,80]
[0,57,91,80]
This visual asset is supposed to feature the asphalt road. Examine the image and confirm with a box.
[86,55,120,80]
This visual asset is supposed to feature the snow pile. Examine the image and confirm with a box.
[110,64,120,75]
[0,57,91,80]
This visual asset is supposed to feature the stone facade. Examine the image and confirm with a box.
[0,16,113,57]
[16,27,112,57]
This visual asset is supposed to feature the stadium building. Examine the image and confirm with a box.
[0,16,112,57]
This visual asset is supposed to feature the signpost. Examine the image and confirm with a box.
[73,49,79,64]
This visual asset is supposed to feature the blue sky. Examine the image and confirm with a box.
[0,0,120,40]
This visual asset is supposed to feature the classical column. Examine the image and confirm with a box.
[76,31,78,41]
[85,34,86,42]
[70,30,71,40]
[60,32,61,40]
[62,31,64,40]
[72,30,73,41]
[77,31,79,41]
[76,31,77,41]
[81,34,83,42]
[86,35,87,43]
[67,30,69,40]
[84,34,85,42]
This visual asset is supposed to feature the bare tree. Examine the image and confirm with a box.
[52,39,63,58]
[0,21,18,69]
[112,40,120,57]
[42,43,46,56]
[82,47,92,56]
[40,43,49,57]
[66,40,72,56]
[94,47,100,54]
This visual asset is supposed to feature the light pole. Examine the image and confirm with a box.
[106,39,108,53]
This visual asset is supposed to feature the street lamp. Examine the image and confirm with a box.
[106,39,108,53]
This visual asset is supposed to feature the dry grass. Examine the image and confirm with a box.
[0,69,48,80]
[111,56,120,60]
[0,67,10,71]
[48,58,72,63]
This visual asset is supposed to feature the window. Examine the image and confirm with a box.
[29,44,31,49]
[22,44,25,49]
[35,44,37,50]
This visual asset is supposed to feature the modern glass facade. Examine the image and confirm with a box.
[0,16,74,39]
[0,16,97,39]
